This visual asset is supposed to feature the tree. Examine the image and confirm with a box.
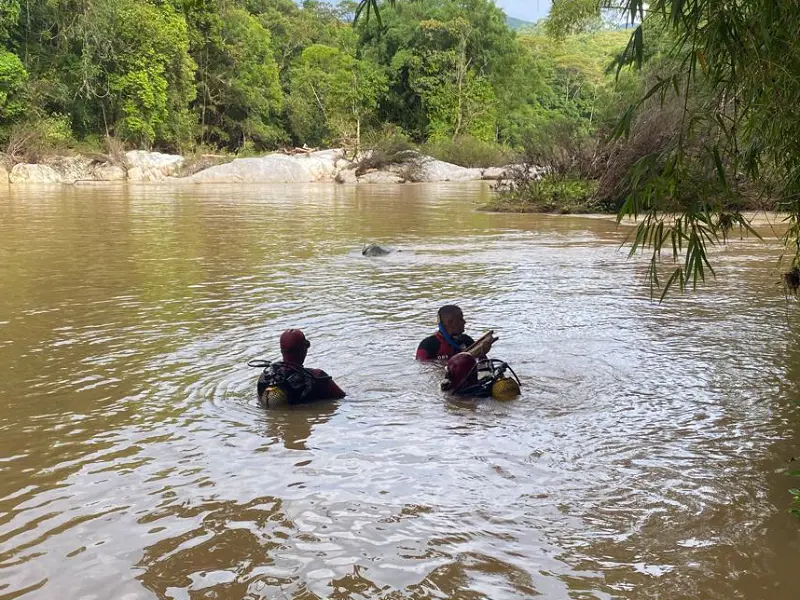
[248,0,351,76]
[288,43,387,150]
[106,0,196,147]
[0,0,20,42]
[185,4,284,150]
[5,0,196,148]
[545,0,800,295]
[357,0,520,142]
[409,17,497,141]
[0,49,26,122]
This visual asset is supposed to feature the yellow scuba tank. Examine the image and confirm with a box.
[490,376,521,401]
[263,385,289,408]
[251,359,321,408]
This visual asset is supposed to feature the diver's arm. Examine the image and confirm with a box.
[466,331,498,358]
[308,368,347,399]
[415,336,440,361]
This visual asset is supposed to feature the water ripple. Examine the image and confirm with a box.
[0,184,798,599]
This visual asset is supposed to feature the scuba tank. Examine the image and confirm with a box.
[442,354,522,400]
[247,360,331,408]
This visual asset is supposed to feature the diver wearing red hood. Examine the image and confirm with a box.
[254,329,346,407]
[440,352,522,400]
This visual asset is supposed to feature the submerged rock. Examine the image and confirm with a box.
[362,243,392,257]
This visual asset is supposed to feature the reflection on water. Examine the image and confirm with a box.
[1,183,799,600]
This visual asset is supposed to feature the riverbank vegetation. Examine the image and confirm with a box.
[0,0,628,169]
[477,0,800,300]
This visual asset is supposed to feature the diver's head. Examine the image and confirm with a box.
[438,305,465,336]
[444,352,478,392]
[280,329,310,365]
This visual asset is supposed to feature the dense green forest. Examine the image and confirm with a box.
[0,0,632,159]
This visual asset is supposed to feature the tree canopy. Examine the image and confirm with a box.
[0,0,630,154]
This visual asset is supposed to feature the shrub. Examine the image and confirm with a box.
[355,127,419,175]
[4,114,73,164]
[487,172,599,213]
[422,135,517,168]
[520,116,598,179]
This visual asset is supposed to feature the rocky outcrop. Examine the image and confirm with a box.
[1,147,532,186]
[9,164,62,183]
[410,157,483,182]
[357,171,405,184]
[46,156,95,182]
[336,168,358,184]
[181,148,498,185]
[186,149,345,183]
[0,165,8,185]
[93,163,127,181]
[126,150,183,181]
[481,166,513,180]
[8,156,131,183]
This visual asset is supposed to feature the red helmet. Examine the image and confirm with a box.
[445,352,478,390]
[280,329,310,364]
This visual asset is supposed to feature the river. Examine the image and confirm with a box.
[1,183,798,599]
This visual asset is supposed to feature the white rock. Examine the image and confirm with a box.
[352,149,373,163]
[336,169,358,184]
[481,166,508,180]
[47,156,96,182]
[412,157,483,182]
[298,149,345,181]
[357,171,405,184]
[334,158,353,172]
[187,149,344,183]
[187,155,311,183]
[9,164,62,183]
[93,163,127,181]
[126,150,184,181]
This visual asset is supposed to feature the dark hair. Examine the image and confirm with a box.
[437,305,462,321]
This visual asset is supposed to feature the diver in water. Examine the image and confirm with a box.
[440,352,521,401]
[250,329,346,408]
[416,305,497,361]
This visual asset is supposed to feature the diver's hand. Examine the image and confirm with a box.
[466,331,498,357]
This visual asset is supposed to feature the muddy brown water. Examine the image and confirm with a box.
[1,183,799,600]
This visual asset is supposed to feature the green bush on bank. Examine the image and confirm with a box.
[355,127,418,174]
[3,115,73,164]
[483,175,600,214]
[422,136,517,168]
[356,130,517,173]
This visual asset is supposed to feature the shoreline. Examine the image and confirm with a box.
[0,148,513,186]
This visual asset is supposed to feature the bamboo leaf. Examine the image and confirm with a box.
[660,267,684,301]
[696,49,708,74]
